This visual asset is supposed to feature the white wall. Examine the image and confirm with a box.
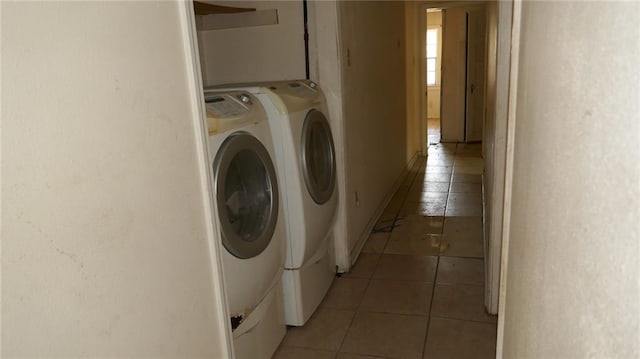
[499,1,640,357]
[338,1,408,264]
[1,2,229,357]
[197,1,305,86]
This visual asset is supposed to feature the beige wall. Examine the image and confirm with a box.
[426,11,443,119]
[1,2,229,357]
[405,1,423,160]
[500,1,640,357]
[197,1,305,86]
[338,1,408,261]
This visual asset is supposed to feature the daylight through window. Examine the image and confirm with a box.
[426,28,438,86]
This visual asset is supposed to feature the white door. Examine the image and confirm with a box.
[465,7,487,142]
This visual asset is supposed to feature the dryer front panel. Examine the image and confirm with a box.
[213,132,279,259]
[300,109,336,205]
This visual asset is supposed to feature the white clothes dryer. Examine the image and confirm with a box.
[207,80,339,326]
[204,90,285,358]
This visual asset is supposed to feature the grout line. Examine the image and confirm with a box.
[421,256,440,357]
[335,263,376,354]
[422,148,459,357]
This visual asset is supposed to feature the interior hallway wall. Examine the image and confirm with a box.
[500,1,639,356]
[1,2,229,356]
[405,0,423,161]
[197,1,305,86]
[338,0,408,261]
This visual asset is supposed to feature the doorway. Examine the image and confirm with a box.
[428,5,486,144]
[426,9,443,146]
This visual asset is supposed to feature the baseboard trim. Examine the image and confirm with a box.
[346,151,421,270]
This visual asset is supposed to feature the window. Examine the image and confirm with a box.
[426,28,438,86]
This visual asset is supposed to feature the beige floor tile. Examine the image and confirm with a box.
[431,284,497,323]
[321,278,369,310]
[445,204,483,217]
[273,346,337,359]
[393,215,444,235]
[455,150,483,158]
[443,217,483,236]
[423,172,452,183]
[452,165,484,175]
[282,308,355,351]
[362,232,390,254]
[386,215,442,255]
[439,236,483,258]
[373,254,437,282]
[340,312,428,359]
[343,253,380,279]
[418,181,450,193]
[450,182,482,193]
[437,257,484,285]
[410,191,448,203]
[426,155,455,165]
[440,217,483,258]
[423,317,497,359]
[400,200,446,217]
[426,159,454,167]
[455,144,482,155]
[451,173,483,183]
[432,142,456,152]
[446,192,482,205]
[337,353,382,359]
[385,233,441,256]
[453,157,483,166]
[424,166,453,174]
[427,146,448,153]
[359,279,433,315]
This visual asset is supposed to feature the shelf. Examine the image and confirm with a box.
[194,2,279,31]
[193,1,255,15]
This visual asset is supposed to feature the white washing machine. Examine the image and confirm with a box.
[207,80,338,326]
[204,90,285,358]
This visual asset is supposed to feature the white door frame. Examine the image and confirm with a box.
[180,1,235,357]
[495,0,521,355]
[416,1,487,151]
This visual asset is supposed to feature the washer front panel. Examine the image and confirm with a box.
[214,132,279,259]
[300,109,336,205]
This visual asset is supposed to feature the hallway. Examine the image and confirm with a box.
[274,143,496,359]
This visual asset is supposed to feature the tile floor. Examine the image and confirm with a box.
[273,143,497,359]
[427,118,440,145]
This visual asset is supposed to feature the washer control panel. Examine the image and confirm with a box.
[205,93,252,118]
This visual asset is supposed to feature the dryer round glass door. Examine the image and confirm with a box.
[301,109,336,204]
[213,133,279,259]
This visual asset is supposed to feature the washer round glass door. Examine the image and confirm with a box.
[301,109,336,204]
[213,132,279,259]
